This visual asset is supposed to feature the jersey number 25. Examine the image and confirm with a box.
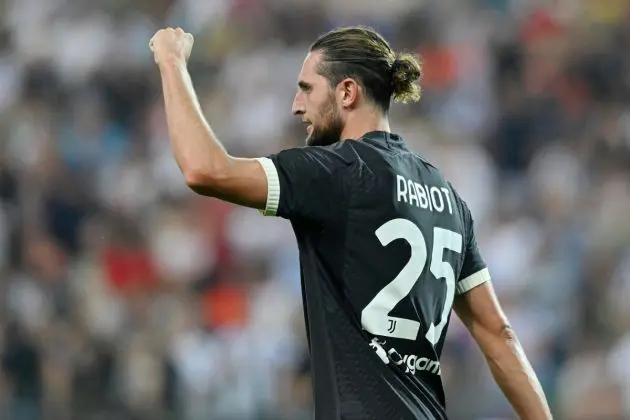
[361,219,462,346]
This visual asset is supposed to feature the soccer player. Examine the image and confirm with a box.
[149,26,552,420]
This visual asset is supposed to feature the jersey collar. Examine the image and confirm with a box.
[361,131,407,150]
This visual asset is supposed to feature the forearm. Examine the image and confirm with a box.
[150,29,268,208]
[158,58,229,182]
[480,328,552,420]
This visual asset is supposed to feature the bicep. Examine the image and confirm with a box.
[187,156,269,210]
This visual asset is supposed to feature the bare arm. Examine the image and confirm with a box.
[157,55,269,209]
[454,283,552,420]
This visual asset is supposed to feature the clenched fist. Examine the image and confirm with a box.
[149,27,194,66]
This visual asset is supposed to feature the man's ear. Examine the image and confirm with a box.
[337,78,361,109]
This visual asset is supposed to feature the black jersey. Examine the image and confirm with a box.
[256,131,490,420]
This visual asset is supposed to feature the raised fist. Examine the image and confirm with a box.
[149,27,194,66]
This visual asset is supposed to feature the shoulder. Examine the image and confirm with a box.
[445,182,476,240]
[259,143,356,221]
[271,142,358,171]
[448,183,471,216]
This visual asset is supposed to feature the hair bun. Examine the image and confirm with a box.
[390,53,423,104]
[391,58,404,74]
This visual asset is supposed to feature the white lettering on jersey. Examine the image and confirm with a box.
[369,338,441,376]
[396,175,453,214]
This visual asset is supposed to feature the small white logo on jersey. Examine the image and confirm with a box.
[370,338,441,376]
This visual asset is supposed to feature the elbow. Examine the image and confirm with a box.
[498,324,517,342]
[183,168,212,193]
[475,323,519,360]
[182,165,229,196]
[489,324,518,348]
[180,152,234,195]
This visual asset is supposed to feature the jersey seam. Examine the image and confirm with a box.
[332,146,352,407]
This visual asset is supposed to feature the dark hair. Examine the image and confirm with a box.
[310,26,422,112]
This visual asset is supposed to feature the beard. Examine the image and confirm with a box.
[306,95,344,147]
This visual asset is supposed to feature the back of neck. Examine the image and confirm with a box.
[340,111,390,141]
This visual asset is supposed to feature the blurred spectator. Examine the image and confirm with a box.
[1,321,42,420]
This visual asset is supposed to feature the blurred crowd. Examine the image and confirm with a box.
[0,0,629,419]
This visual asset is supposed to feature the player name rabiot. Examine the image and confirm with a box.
[396,175,453,214]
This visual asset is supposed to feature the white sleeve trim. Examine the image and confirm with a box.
[456,267,491,295]
[255,157,280,217]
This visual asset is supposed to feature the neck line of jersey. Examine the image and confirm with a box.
[360,130,405,149]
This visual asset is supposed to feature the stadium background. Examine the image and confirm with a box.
[0,0,628,419]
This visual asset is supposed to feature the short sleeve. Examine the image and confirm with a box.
[456,204,491,295]
[255,146,348,222]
